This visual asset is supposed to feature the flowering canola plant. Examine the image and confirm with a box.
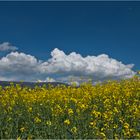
[0,77,140,139]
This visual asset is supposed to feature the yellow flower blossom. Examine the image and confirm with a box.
[34,117,41,123]
[20,127,25,132]
[124,122,129,129]
[90,121,96,127]
[28,107,32,112]
[71,127,77,133]
[46,120,52,126]
[68,108,74,116]
[64,119,70,125]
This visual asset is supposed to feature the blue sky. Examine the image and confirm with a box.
[0,1,139,82]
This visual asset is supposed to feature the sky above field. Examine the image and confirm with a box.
[0,1,140,83]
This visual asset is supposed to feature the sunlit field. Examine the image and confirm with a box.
[0,77,140,139]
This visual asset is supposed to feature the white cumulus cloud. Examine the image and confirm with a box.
[0,42,18,52]
[0,48,136,83]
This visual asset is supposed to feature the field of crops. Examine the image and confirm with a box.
[0,77,140,139]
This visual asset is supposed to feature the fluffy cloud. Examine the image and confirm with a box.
[37,77,56,83]
[0,42,18,52]
[0,48,136,84]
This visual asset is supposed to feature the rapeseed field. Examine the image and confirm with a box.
[0,77,140,139]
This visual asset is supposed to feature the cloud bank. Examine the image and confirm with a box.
[0,48,135,84]
[0,42,18,52]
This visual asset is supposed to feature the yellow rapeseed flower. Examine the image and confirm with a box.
[28,107,32,112]
[71,126,77,133]
[99,132,106,138]
[46,120,52,126]
[68,108,74,116]
[34,117,41,123]
[124,122,129,129]
[20,127,25,132]
[90,121,96,127]
[64,119,70,125]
